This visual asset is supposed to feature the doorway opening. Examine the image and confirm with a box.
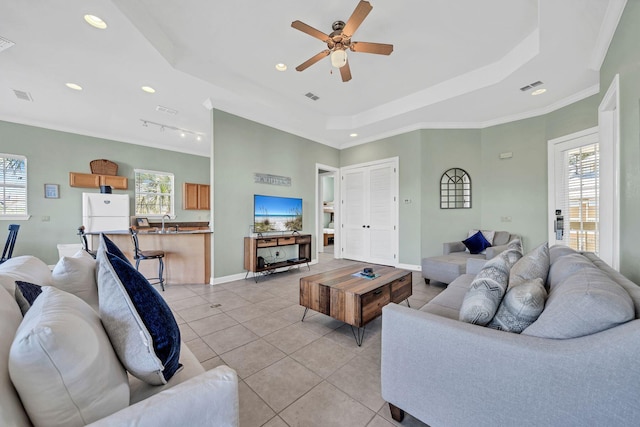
[316,164,339,260]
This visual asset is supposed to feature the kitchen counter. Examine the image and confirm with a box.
[90,229,212,284]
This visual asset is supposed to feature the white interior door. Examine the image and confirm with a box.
[341,158,398,265]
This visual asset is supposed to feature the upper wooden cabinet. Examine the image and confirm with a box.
[183,182,210,210]
[69,172,128,189]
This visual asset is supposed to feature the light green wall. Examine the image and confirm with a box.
[600,0,640,282]
[0,120,209,264]
[421,129,482,257]
[212,110,340,277]
[340,131,422,266]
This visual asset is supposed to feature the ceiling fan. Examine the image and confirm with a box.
[291,0,393,82]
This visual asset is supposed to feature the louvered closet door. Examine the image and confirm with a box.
[341,159,398,266]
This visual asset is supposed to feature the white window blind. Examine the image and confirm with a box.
[558,143,599,253]
[134,169,174,216]
[0,154,28,218]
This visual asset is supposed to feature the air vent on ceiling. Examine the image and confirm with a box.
[0,36,15,53]
[13,89,33,102]
[305,92,320,101]
[519,81,543,92]
[156,105,178,115]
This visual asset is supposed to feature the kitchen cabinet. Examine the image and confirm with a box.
[183,183,210,210]
[69,172,128,189]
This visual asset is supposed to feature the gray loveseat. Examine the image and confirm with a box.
[382,245,640,426]
[421,230,519,284]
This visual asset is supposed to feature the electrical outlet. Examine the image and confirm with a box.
[41,216,50,222]
[276,251,280,257]
[501,216,512,222]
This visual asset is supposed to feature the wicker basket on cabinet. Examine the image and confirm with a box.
[90,159,118,176]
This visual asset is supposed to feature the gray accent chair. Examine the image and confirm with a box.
[421,231,518,284]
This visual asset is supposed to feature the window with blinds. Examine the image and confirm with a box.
[560,143,599,253]
[0,154,28,218]
[134,169,174,216]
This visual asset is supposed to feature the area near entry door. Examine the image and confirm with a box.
[341,158,398,266]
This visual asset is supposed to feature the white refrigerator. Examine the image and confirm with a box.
[82,193,130,233]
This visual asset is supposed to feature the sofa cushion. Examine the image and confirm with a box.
[0,287,31,426]
[509,242,550,288]
[487,278,547,333]
[546,253,593,290]
[549,244,578,264]
[492,231,511,246]
[468,229,496,245]
[52,249,98,310]
[459,247,522,325]
[0,256,52,294]
[14,280,42,315]
[462,231,492,255]
[9,286,129,427]
[522,267,635,339]
[96,234,182,386]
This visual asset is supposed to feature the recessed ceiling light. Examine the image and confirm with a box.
[84,14,107,30]
[65,83,83,91]
[275,63,287,71]
[350,133,358,137]
[531,88,547,96]
[141,86,156,94]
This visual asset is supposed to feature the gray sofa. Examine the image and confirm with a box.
[421,230,519,284]
[382,246,640,426]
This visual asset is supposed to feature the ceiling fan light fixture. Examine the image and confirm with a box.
[330,49,348,68]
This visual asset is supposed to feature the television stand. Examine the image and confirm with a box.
[244,234,311,282]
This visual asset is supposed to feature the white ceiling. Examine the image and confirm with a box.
[0,0,626,157]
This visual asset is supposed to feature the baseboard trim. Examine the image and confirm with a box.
[397,263,421,272]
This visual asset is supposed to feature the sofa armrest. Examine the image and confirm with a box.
[381,303,640,426]
[443,241,466,255]
[87,366,239,427]
[485,243,508,259]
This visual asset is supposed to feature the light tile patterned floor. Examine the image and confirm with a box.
[161,253,443,427]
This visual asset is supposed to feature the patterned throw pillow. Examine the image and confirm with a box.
[509,242,550,289]
[96,234,182,385]
[459,246,523,325]
[487,278,547,333]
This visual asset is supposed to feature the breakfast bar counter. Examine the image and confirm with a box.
[90,229,212,284]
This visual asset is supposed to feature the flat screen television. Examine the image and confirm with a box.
[254,194,303,233]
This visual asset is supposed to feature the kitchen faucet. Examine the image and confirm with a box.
[161,214,171,233]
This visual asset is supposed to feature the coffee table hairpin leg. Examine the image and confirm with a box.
[301,307,309,322]
[350,326,366,347]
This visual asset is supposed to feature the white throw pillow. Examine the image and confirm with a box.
[0,256,52,294]
[52,250,98,310]
[9,286,129,427]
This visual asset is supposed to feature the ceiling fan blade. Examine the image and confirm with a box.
[295,50,331,71]
[291,20,330,42]
[351,41,393,55]
[340,60,352,82]
[342,0,373,37]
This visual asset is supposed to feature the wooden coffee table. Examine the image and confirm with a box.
[299,265,412,345]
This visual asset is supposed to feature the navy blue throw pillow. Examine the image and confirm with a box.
[15,281,43,315]
[462,231,492,255]
[100,233,132,265]
[97,244,182,385]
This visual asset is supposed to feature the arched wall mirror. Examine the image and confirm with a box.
[440,168,471,209]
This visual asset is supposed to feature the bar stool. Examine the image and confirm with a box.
[0,224,20,264]
[129,227,165,291]
[77,226,97,258]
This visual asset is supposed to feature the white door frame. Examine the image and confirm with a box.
[315,164,340,260]
[598,74,621,270]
